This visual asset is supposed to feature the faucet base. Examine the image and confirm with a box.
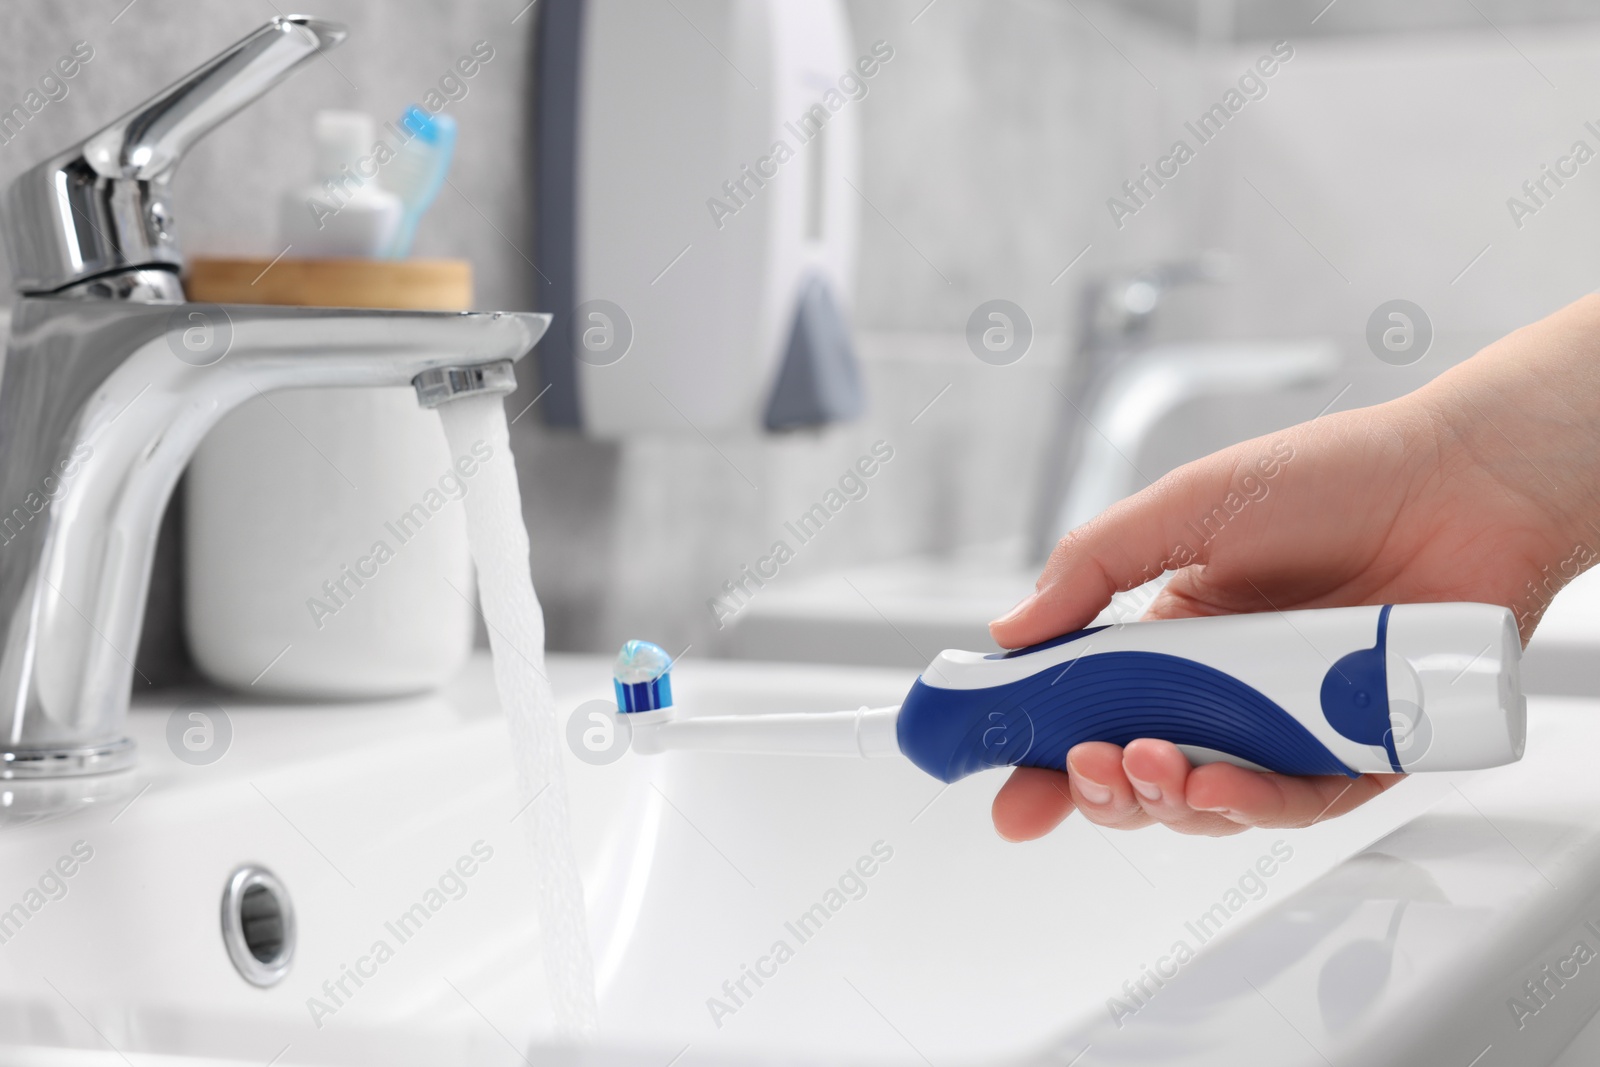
[0,738,136,779]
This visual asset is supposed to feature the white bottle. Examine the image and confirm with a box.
[279,110,402,257]
[184,112,475,699]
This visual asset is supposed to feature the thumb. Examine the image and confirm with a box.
[989,468,1228,649]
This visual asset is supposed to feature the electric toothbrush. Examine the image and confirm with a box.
[610,603,1526,782]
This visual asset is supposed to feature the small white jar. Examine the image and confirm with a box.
[185,386,476,698]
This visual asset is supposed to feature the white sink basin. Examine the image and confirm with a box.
[1,653,1597,1064]
[716,540,1036,669]
[1520,566,1600,697]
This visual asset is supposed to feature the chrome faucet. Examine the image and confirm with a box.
[1026,256,1230,563]
[1026,255,1339,563]
[0,17,547,777]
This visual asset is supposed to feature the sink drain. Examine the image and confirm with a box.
[221,865,295,987]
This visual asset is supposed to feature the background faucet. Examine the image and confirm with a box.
[1026,255,1337,564]
[0,17,548,778]
[1027,255,1230,563]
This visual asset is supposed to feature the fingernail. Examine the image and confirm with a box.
[1129,776,1161,803]
[1194,804,1246,822]
[991,592,1037,627]
[1075,777,1112,805]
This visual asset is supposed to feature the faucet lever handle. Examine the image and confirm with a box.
[1,16,346,297]
[84,16,346,183]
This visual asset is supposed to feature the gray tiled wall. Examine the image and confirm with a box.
[16,0,1600,671]
[15,1,1600,673]
[1119,0,1600,41]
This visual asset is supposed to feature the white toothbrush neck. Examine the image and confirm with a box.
[629,705,901,759]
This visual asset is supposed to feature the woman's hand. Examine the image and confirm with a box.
[988,294,1600,841]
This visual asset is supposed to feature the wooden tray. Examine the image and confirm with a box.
[186,257,473,311]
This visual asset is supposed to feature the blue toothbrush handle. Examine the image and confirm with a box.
[894,606,1525,783]
[896,649,1358,782]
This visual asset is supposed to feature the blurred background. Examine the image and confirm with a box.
[3,0,1600,679]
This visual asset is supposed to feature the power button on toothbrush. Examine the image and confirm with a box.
[1319,607,1392,748]
[1318,606,1409,772]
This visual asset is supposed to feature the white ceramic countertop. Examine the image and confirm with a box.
[0,653,1592,1064]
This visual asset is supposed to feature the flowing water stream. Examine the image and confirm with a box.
[436,394,599,1037]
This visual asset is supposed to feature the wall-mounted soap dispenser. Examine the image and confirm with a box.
[533,0,867,436]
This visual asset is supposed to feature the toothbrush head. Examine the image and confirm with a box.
[613,640,673,713]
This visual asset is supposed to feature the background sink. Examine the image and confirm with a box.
[719,544,1600,700]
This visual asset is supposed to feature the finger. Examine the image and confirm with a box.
[1185,762,1404,828]
[1065,742,1152,830]
[1121,738,1250,837]
[989,461,1240,648]
[991,767,1076,842]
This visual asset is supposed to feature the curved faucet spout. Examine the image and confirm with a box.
[0,299,548,776]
